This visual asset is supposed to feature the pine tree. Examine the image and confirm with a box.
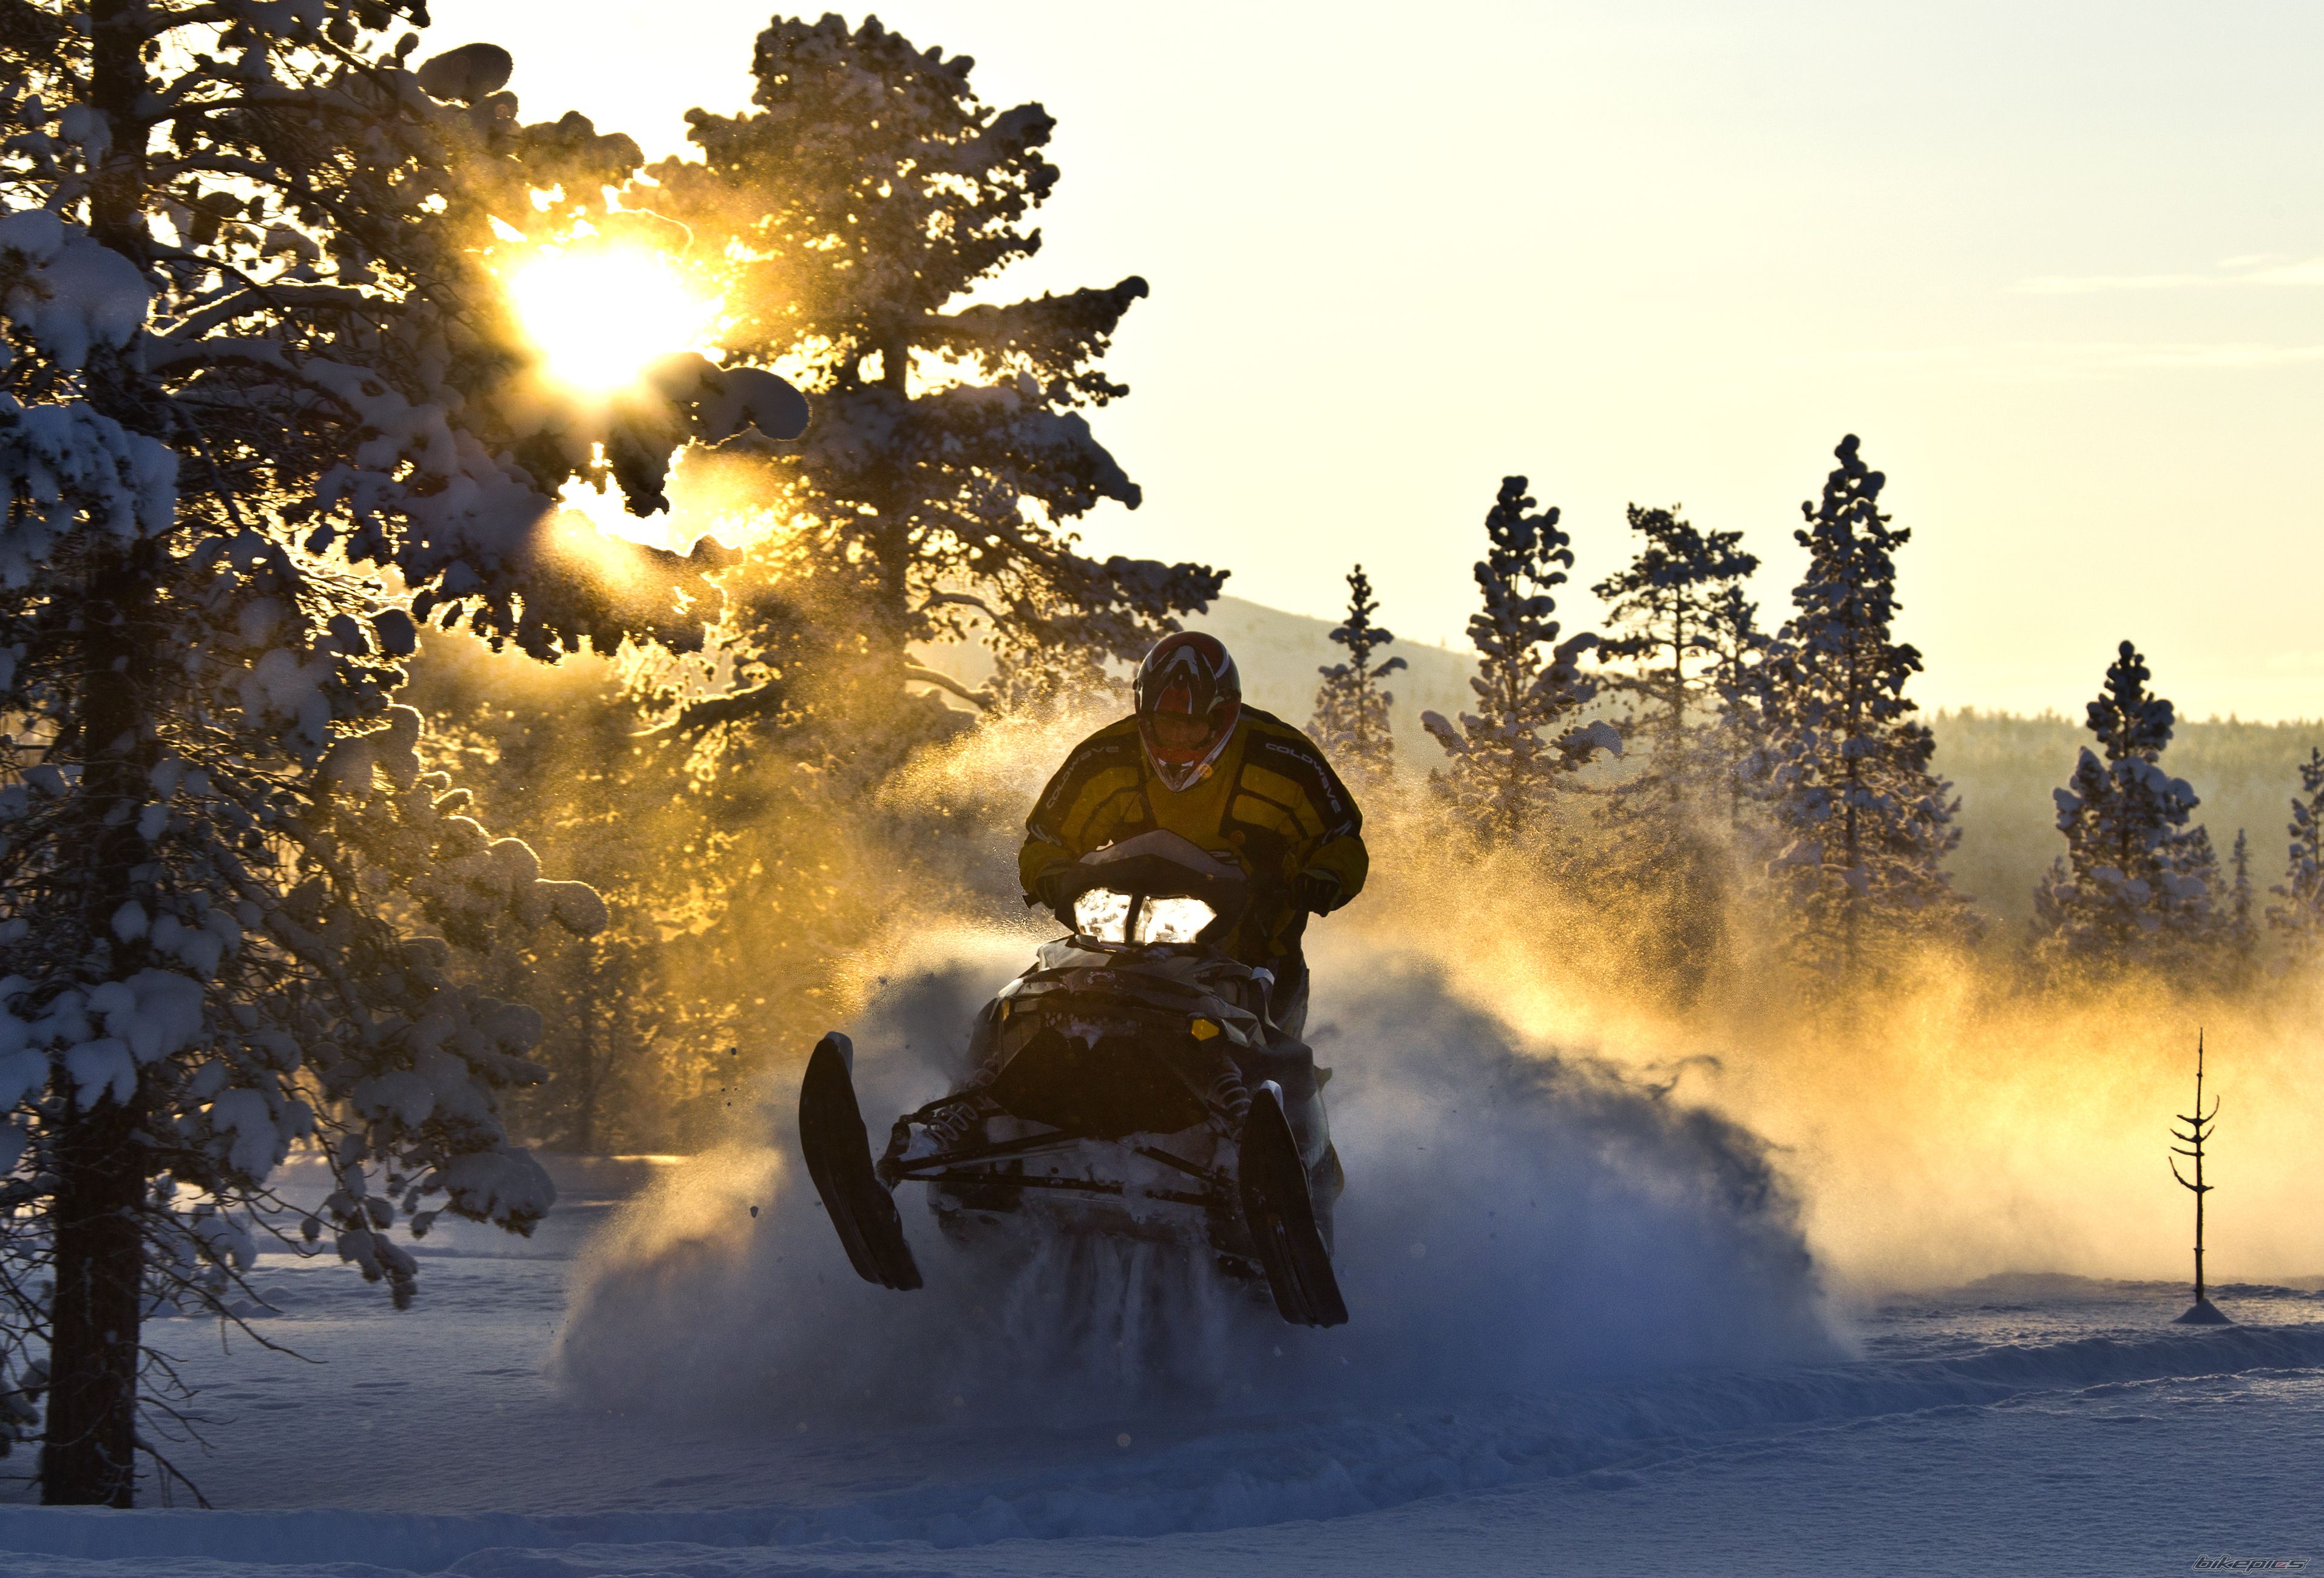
[2266,747,2324,960]
[1423,477,1620,840]
[1590,506,1761,992]
[1593,506,1758,776]
[2032,641,2223,969]
[1756,436,1964,971]
[1310,564,1404,789]
[642,15,1224,739]
[0,13,780,1503]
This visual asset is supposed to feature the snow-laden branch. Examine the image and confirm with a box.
[157,283,378,345]
[903,663,990,709]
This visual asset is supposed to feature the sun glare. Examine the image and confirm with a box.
[506,247,716,395]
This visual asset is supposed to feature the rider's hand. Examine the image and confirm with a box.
[1030,864,1079,923]
[1294,867,1343,915]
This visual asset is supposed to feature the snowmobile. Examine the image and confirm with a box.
[796,830,1349,1327]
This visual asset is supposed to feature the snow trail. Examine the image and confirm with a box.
[552,940,1837,1426]
[7,1319,2322,1569]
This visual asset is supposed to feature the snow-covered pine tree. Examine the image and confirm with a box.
[2031,641,2224,970]
[1423,477,1619,841]
[1310,564,1404,789]
[640,15,1224,739]
[1593,506,1758,776]
[1590,505,1760,992]
[2266,747,2324,960]
[0,9,793,1504]
[1756,436,1963,972]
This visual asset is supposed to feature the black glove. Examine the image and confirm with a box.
[1030,864,1080,923]
[1294,867,1343,915]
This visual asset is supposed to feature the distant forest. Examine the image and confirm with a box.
[1934,709,2319,927]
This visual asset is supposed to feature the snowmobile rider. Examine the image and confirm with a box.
[1018,631,1368,1037]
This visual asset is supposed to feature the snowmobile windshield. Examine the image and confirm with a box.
[1072,889,1216,946]
[1063,830,1246,947]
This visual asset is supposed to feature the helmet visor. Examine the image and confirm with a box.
[1147,711,1215,751]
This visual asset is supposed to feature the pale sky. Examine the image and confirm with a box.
[442,1,2324,721]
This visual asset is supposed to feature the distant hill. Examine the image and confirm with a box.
[913,593,1479,763]
[1186,596,1475,763]
[925,595,2324,927]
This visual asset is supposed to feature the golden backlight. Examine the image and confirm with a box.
[506,246,715,395]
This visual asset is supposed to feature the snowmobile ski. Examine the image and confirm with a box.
[798,1032,923,1291]
[1237,1082,1348,1327]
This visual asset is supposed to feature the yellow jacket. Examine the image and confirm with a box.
[1018,708,1369,964]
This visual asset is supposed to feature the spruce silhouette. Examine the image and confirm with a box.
[1312,564,1406,788]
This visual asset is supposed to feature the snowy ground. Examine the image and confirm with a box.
[1,1156,2319,1577]
[4,951,2322,1577]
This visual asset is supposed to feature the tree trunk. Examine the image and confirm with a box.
[1841,631,1863,975]
[41,1091,147,1506]
[44,0,160,1500]
[571,943,600,1154]
[43,547,160,1506]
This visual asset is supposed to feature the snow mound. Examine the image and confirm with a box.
[552,942,1838,1424]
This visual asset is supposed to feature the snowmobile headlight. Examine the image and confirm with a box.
[1074,887,1134,942]
[1134,896,1215,945]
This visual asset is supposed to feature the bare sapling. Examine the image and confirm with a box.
[2169,1033,2231,1326]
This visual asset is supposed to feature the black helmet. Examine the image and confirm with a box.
[1133,632,1241,791]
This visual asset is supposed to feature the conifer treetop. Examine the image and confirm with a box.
[1327,564,1401,677]
[1469,476,1573,676]
[2034,640,2223,968]
[1782,435,1923,721]
[1593,502,1760,760]
[1753,436,1964,969]
[2087,640,2177,764]
[1593,504,1759,671]
[1312,563,1404,786]
[1423,476,1618,837]
[641,13,1221,736]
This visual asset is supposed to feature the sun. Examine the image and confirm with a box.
[505,246,716,395]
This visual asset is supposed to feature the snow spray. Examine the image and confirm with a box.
[1236,787,2324,1295]
[551,935,1838,1427]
